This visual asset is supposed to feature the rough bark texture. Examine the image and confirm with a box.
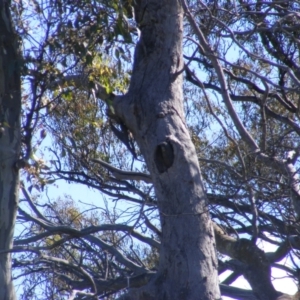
[0,1,21,299]
[214,224,280,300]
[114,0,220,299]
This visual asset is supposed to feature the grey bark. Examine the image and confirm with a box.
[0,0,21,299]
[213,224,281,300]
[113,0,220,299]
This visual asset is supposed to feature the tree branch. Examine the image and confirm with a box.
[91,158,152,183]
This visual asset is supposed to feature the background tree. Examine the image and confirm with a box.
[0,0,21,299]
[9,0,300,300]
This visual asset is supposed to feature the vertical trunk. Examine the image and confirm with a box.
[116,0,220,299]
[0,1,21,299]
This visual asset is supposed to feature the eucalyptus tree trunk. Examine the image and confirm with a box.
[114,0,220,299]
[0,1,21,299]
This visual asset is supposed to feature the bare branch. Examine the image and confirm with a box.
[91,158,152,183]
